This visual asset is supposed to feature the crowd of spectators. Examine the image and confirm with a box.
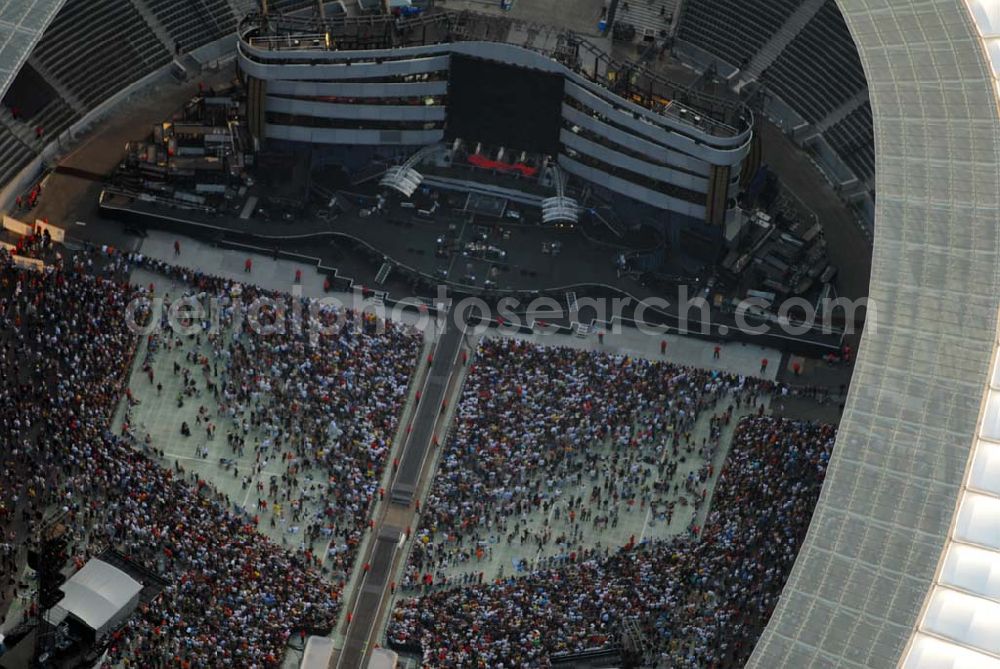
[0,236,838,667]
[125,254,421,581]
[388,337,834,668]
[402,337,782,587]
[0,245,419,667]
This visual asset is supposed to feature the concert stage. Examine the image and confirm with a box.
[98,190,845,355]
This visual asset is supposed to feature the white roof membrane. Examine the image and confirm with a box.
[748,0,1000,666]
[0,0,66,100]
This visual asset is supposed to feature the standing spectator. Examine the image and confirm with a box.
[390,411,835,668]
[0,246,427,667]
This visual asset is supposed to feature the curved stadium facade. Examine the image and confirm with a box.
[1,0,999,667]
[751,1,1000,666]
[237,10,754,231]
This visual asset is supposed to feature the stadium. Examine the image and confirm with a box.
[0,0,995,667]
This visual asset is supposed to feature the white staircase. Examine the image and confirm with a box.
[740,0,826,82]
[566,292,579,315]
[616,0,677,42]
[375,262,392,285]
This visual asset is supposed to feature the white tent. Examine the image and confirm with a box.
[50,559,142,638]
[368,648,399,669]
[300,636,335,669]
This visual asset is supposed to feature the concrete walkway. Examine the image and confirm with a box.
[336,325,472,669]
[494,324,781,381]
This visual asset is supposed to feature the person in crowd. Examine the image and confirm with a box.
[387,337,834,668]
[0,245,421,667]
[131,258,421,581]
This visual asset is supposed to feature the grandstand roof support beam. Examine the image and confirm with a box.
[131,0,179,56]
[738,0,826,84]
[222,0,246,23]
[814,88,869,133]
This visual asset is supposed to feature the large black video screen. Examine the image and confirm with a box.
[446,55,564,155]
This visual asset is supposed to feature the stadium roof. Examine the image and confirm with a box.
[0,0,65,101]
[749,0,1000,667]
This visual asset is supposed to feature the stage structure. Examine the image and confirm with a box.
[237,9,754,244]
